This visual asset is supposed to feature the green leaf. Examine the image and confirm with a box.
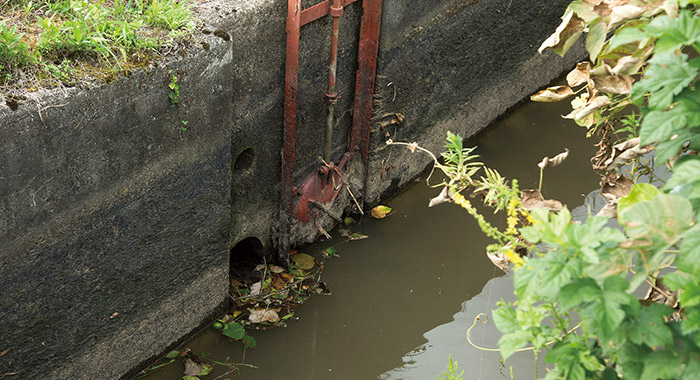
[590,276,634,341]
[578,350,604,372]
[666,155,700,189]
[199,363,213,376]
[222,322,245,340]
[617,342,650,379]
[242,334,257,349]
[165,350,180,359]
[539,253,583,300]
[559,278,600,311]
[492,303,519,334]
[640,350,682,380]
[182,376,199,380]
[607,23,649,52]
[618,183,659,214]
[640,86,700,145]
[618,192,694,253]
[677,225,700,273]
[632,52,698,110]
[654,127,700,163]
[498,330,530,360]
[545,340,587,380]
[645,10,700,54]
[683,356,700,380]
[586,18,607,63]
[633,303,674,347]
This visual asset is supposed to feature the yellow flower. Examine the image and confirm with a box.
[505,249,525,268]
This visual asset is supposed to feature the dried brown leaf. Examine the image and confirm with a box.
[486,250,509,272]
[611,56,641,75]
[563,96,610,120]
[592,75,633,94]
[567,62,591,87]
[428,186,452,207]
[609,5,643,28]
[603,137,655,171]
[596,201,618,218]
[600,174,634,202]
[538,11,585,55]
[538,148,570,169]
[249,308,280,323]
[521,189,564,212]
[530,86,574,102]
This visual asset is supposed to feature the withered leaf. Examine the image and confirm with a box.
[348,233,369,241]
[592,75,634,94]
[269,265,285,274]
[271,275,287,290]
[603,137,654,171]
[563,96,610,120]
[530,86,574,102]
[596,201,618,218]
[521,189,564,212]
[486,250,509,272]
[600,174,634,202]
[538,149,570,169]
[609,5,644,29]
[567,62,591,87]
[249,308,280,323]
[611,56,641,76]
[538,11,585,56]
[428,186,452,207]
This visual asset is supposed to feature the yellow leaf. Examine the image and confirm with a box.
[370,205,392,219]
[291,253,315,270]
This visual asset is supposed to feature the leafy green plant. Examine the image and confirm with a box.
[421,1,700,379]
[0,21,35,77]
[438,355,464,380]
[168,71,179,106]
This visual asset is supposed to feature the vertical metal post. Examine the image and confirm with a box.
[279,0,302,265]
[350,0,383,163]
[324,0,343,162]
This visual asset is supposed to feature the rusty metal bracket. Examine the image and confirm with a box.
[278,0,383,263]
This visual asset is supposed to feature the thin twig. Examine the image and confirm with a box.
[385,139,439,186]
[319,157,364,215]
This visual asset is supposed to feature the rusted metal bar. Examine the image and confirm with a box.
[300,0,359,26]
[279,0,302,265]
[350,0,383,162]
[324,0,343,162]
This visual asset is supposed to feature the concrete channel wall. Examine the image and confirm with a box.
[0,0,582,378]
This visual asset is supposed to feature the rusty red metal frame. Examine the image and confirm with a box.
[278,0,302,263]
[300,0,359,26]
[350,0,383,163]
[279,0,383,262]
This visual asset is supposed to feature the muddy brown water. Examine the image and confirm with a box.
[142,99,602,380]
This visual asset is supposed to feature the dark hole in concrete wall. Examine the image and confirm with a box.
[233,147,255,175]
[230,237,265,285]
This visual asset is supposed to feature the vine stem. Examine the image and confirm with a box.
[467,313,581,353]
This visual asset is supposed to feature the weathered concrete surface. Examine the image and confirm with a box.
[366,0,586,201]
[0,0,586,378]
[0,5,235,377]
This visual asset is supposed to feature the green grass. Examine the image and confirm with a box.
[0,0,196,88]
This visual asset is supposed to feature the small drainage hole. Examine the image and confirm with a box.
[233,148,255,175]
[230,237,264,285]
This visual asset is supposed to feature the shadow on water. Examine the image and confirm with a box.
[142,99,602,379]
